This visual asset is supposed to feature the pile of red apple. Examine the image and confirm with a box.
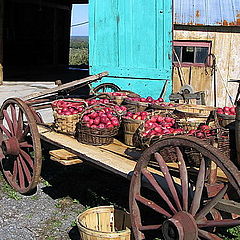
[82,107,120,129]
[140,115,184,137]
[123,111,150,121]
[216,106,236,115]
[85,98,112,106]
[52,99,86,116]
[126,96,164,104]
[106,92,128,97]
[187,124,217,139]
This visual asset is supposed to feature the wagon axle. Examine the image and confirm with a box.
[1,136,20,156]
[162,212,198,240]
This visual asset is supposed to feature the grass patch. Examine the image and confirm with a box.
[1,183,22,200]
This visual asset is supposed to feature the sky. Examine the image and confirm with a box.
[71,4,89,36]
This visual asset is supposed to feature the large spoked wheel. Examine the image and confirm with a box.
[130,135,240,240]
[93,83,121,93]
[0,98,42,194]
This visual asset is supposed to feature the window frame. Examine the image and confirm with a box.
[173,41,212,67]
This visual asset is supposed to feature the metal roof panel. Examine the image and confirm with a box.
[174,0,240,26]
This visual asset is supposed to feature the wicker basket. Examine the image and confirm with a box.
[76,104,120,146]
[123,98,149,112]
[122,118,144,146]
[52,99,87,135]
[96,91,140,105]
[76,206,132,240]
[174,104,215,118]
[53,112,80,135]
[149,103,177,113]
[76,123,119,146]
[176,117,207,131]
[216,113,235,128]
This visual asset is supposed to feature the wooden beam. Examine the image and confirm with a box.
[22,71,109,100]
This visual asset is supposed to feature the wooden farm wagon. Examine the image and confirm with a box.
[0,73,240,240]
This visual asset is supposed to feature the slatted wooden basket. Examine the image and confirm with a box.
[122,118,144,146]
[123,98,149,112]
[174,104,215,118]
[76,206,132,240]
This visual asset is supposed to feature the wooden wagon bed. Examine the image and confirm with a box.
[38,125,140,179]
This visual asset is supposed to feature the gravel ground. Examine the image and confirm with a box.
[0,156,130,240]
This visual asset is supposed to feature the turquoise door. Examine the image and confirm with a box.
[89,0,172,99]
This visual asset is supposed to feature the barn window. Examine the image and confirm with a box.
[173,41,211,67]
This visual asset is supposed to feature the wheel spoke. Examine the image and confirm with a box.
[198,219,240,228]
[19,142,33,148]
[10,104,18,136]
[195,184,228,221]
[12,160,18,182]
[17,157,25,189]
[135,194,172,218]
[19,125,30,141]
[190,158,206,216]
[18,155,32,184]
[176,147,188,211]
[154,152,182,211]
[142,168,177,214]
[139,224,162,231]
[198,229,222,240]
[0,124,12,138]
[3,109,14,134]
[16,109,23,139]
[20,149,34,169]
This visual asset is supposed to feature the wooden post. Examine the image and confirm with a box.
[0,0,3,85]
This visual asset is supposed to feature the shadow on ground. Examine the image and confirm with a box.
[40,150,130,240]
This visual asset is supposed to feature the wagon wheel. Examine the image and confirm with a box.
[0,98,42,194]
[129,135,240,240]
[93,83,121,93]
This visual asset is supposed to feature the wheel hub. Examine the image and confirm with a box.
[162,212,198,240]
[1,137,20,156]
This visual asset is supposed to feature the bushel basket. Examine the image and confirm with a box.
[76,104,121,146]
[123,98,149,112]
[53,112,80,135]
[52,99,87,135]
[76,123,119,146]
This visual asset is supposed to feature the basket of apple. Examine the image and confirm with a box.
[76,104,121,146]
[85,96,128,116]
[134,114,185,149]
[96,91,140,105]
[186,124,230,164]
[51,99,88,135]
[122,111,151,146]
[216,106,236,128]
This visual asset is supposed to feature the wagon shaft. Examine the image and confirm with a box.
[22,71,109,101]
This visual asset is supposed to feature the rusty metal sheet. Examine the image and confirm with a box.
[174,0,240,26]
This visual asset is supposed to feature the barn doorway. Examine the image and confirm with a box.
[69,4,89,70]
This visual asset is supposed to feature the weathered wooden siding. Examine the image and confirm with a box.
[173,30,240,107]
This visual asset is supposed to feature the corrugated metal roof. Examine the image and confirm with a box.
[174,0,240,26]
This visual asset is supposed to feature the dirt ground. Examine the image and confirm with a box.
[0,155,130,240]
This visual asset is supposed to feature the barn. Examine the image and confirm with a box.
[0,0,88,84]
[173,0,240,107]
